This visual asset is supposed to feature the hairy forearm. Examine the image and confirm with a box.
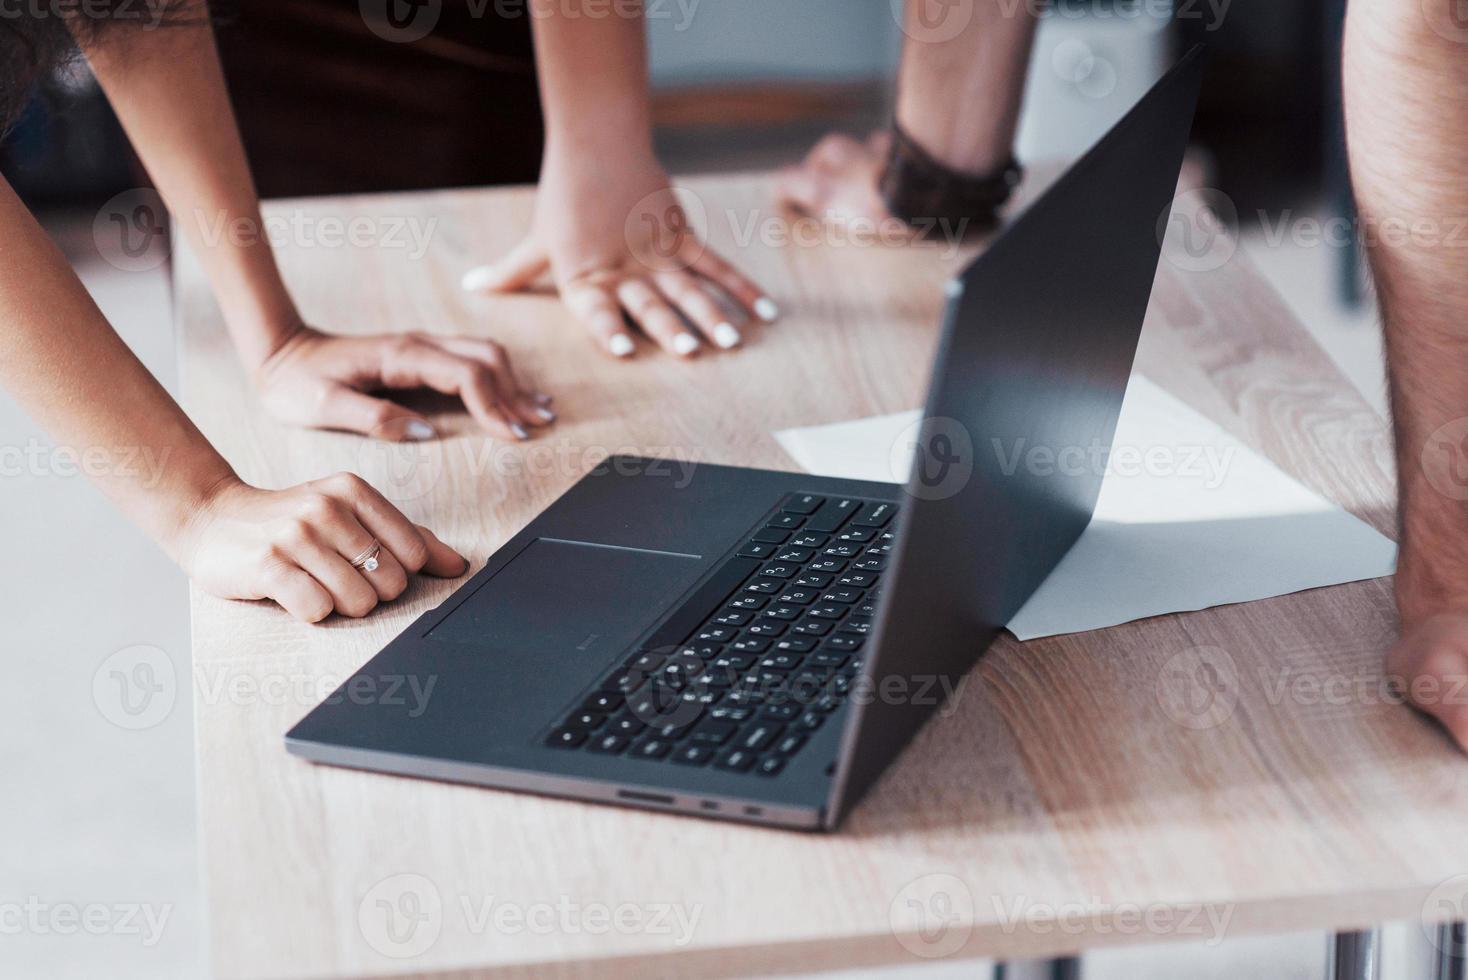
[528,0,653,159]
[0,178,235,559]
[78,7,300,370]
[895,0,1037,174]
[1344,0,1468,622]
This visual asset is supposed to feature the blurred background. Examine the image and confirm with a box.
[0,1,1388,977]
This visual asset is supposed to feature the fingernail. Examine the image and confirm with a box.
[510,423,529,441]
[406,420,435,441]
[460,266,495,292]
[672,333,700,356]
[533,392,553,406]
[535,407,556,422]
[608,334,635,358]
[754,297,780,322]
[712,322,741,349]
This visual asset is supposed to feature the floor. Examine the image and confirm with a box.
[0,201,1397,978]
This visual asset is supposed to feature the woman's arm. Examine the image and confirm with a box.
[76,6,552,441]
[461,0,777,359]
[0,174,466,621]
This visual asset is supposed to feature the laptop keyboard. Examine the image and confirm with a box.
[543,492,899,776]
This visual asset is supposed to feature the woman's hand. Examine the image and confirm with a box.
[180,472,468,623]
[254,324,555,442]
[460,151,779,359]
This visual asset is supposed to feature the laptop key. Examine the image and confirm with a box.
[790,532,829,548]
[823,543,862,559]
[587,733,628,754]
[752,527,791,544]
[744,579,780,594]
[760,702,801,722]
[810,652,848,669]
[791,619,832,636]
[807,604,847,620]
[851,502,897,527]
[759,562,799,579]
[781,493,825,515]
[759,653,804,671]
[564,711,605,731]
[740,723,784,752]
[837,571,878,588]
[836,526,876,543]
[774,733,806,755]
[730,636,772,654]
[607,712,646,736]
[756,756,786,776]
[763,604,802,621]
[545,727,586,748]
[773,547,815,563]
[582,691,623,713]
[713,609,753,626]
[744,621,787,637]
[713,652,757,671]
[794,572,833,589]
[690,721,738,745]
[633,738,674,759]
[797,711,825,731]
[840,617,872,636]
[775,636,817,653]
[766,513,804,529]
[727,594,768,610]
[709,705,752,722]
[825,635,865,652]
[821,588,863,604]
[737,541,777,559]
[625,651,666,672]
[805,498,859,533]
[808,558,847,573]
[777,587,818,605]
[714,748,756,772]
[672,744,715,766]
[853,557,887,572]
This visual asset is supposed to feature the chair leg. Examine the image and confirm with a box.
[1437,921,1468,980]
[1328,928,1380,980]
[994,955,1081,980]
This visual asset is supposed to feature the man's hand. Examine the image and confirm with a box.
[460,151,777,360]
[254,325,554,442]
[775,131,912,235]
[1388,613,1468,751]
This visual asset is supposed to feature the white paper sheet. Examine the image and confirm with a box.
[773,376,1397,640]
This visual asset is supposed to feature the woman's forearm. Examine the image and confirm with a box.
[77,6,301,371]
[0,176,236,561]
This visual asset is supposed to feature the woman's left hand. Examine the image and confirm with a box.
[253,324,555,442]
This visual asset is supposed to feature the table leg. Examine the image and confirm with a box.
[1328,928,1380,980]
[994,955,1081,980]
[1437,921,1468,980]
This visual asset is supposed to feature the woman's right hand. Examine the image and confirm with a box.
[180,472,469,623]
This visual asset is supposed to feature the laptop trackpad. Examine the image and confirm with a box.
[426,539,703,656]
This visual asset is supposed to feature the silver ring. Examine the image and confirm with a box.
[349,540,382,573]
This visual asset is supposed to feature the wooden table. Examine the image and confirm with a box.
[179,172,1468,980]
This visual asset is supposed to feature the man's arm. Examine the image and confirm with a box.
[775,0,1036,228]
[78,6,551,441]
[461,0,777,359]
[1344,0,1468,743]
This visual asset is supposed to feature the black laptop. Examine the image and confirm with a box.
[286,47,1205,830]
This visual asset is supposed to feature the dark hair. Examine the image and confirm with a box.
[0,0,204,130]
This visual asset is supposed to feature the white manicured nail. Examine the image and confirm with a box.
[406,420,435,441]
[510,423,529,441]
[608,334,635,358]
[460,266,496,292]
[754,297,779,322]
[672,333,700,356]
[535,407,556,422]
[712,322,741,349]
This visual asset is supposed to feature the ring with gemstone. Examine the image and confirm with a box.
[349,540,382,573]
